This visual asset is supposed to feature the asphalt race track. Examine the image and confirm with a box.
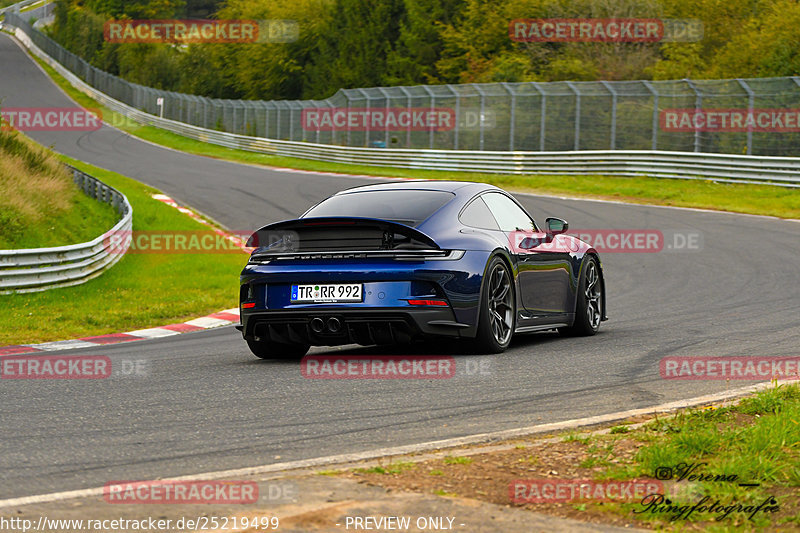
[1,32,799,500]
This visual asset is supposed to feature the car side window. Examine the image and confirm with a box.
[459,197,500,230]
[481,192,536,232]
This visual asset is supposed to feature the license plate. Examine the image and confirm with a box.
[291,283,362,303]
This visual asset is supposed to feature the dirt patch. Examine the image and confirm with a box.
[338,426,799,531]
[342,437,652,529]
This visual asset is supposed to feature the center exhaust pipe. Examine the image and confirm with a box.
[327,317,342,334]
[310,317,325,333]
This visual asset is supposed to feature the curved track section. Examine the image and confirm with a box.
[1,33,799,499]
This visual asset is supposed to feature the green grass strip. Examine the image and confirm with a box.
[582,383,800,530]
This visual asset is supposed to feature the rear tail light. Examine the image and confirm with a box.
[407,299,448,306]
[242,302,256,309]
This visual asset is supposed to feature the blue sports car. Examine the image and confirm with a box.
[237,181,607,358]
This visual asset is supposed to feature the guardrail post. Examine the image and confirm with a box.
[345,93,352,146]
[601,81,617,150]
[289,103,295,141]
[686,79,702,152]
[324,100,334,145]
[502,82,515,151]
[399,86,412,147]
[531,83,546,151]
[421,85,435,149]
[473,84,486,151]
[566,81,580,151]
[736,79,754,155]
[642,80,659,150]
[358,88,371,147]
[311,100,320,144]
[451,86,460,150]
[190,98,203,132]
[377,87,391,147]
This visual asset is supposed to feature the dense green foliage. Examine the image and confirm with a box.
[48,0,800,100]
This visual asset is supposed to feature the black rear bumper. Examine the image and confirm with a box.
[240,308,469,346]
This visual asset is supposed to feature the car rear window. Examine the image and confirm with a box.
[303,190,454,226]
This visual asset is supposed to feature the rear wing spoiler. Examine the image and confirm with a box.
[247,217,441,258]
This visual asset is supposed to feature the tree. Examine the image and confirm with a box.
[385,0,464,85]
[304,0,404,98]
[705,0,800,78]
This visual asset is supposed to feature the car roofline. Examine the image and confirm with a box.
[334,180,492,195]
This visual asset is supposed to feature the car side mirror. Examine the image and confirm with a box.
[545,217,568,235]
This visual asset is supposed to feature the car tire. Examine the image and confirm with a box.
[474,256,516,354]
[246,339,310,359]
[559,255,602,337]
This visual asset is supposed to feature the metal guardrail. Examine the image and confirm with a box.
[5,9,800,187]
[0,165,132,294]
[0,0,40,16]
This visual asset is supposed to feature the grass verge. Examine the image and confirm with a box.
[0,129,118,248]
[19,0,45,13]
[0,154,246,345]
[336,383,799,532]
[28,50,800,220]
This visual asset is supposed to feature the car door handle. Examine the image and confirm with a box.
[516,252,538,259]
